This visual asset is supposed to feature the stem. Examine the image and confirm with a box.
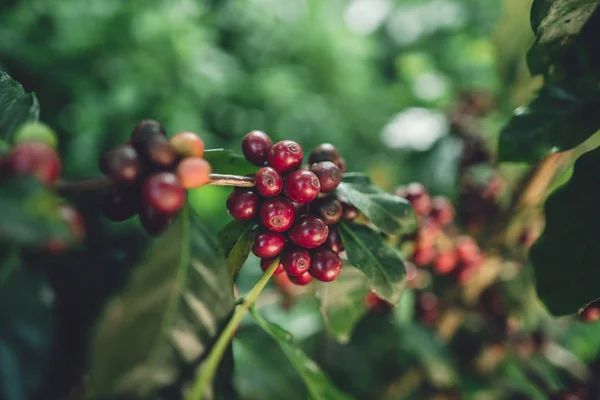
[206,174,255,187]
[186,258,279,400]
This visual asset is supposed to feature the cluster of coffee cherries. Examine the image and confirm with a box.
[100,120,211,236]
[226,131,357,285]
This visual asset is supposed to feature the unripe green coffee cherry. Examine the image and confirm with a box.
[14,122,58,148]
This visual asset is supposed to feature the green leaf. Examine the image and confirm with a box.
[86,205,235,398]
[315,266,369,343]
[249,308,352,400]
[338,221,406,305]
[218,219,256,279]
[498,85,600,163]
[0,72,39,141]
[336,173,417,235]
[204,149,258,176]
[530,146,600,315]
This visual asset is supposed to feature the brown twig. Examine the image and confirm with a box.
[206,174,255,187]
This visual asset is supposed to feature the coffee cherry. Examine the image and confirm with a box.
[434,251,458,275]
[288,215,328,249]
[99,145,142,185]
[405,183,432,216]
[131,119,166,144]
[430,196,455,226]
[255,167,283,197]
[147,135,177,168]
[177,157,211,189]
[45,204,86,254]
[324,225,344,254]
[14,122,58,149]
[456,236,480,263]
[334,157,347,174]
[364,292,392,312]
[412,246,437,267]
[252,230,286,259]
[283,170,320,204]
[169,131,205,158]
[281,248,311,276]
[292,201,309,215]
[341,202,359,221]
[309,143,339,164]
[312,197,342,225]
[310,161,342,193]
[102,186,141,221]
[309,249,342,282]
[242,130,272,166]
[259,197,296,232]
[131,120,175,167]
[227,189,260,220]
[260,257,284,274]
[143,172,185,215]
[140,204,172,236]
[268,140,303,173]
[288,271,313,286]
[8,141,61,185]
[580,300,600,323]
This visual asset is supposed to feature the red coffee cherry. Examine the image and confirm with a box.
[226,189,260,220]
[456,236,480,263]
[324,225,344,254]
[434,251,458,275]
[310,161,342,193]
[412,246,437,267]
[242,130,273,166]
[288,215,329,249]
[139,204,173,236]
[169,131,205,158]
[430,196,455,226]
[8,142,61,185]
[259,197,296,232]
[177,157,212,189]
[282,248,311,276]
[580,302,600,323]
[260,257,285,275]
[405,183,432,216]
[99,145,142,185]
[309,249,342,282]
[364,292,392,312]
[283,170,320,204]
[308,143,339,164]
[312,197,342,225]
[255,167,283,197]
[143,172,185,215]
[252,230,286,259]
[268,140,303,173]
[102,185,141,221]
[341,202,360,221]
[288,271,313,286]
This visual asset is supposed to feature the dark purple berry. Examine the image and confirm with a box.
[102,185,141,221]
[131,120,175,168]
[341,202,359,221]
[334,157,347,174]
[310,161,342,193]
[283,170,320,204]
[289,271,313,286]
[143,172,185,215]
[260,258,285,274]
[252,231,286,258]
[282,248,311,276]
[309,143,340,164]
[309,249,342,282]
[288,215,328,249]
[259,197,296,232]
[312,197,342,225]
[131,120,166,143]
[242,131,272,166]
[140,204,172,236]
[268,140,303,173]
[324,225,344,254]
[99,145,142,185]
[255,167,283,197]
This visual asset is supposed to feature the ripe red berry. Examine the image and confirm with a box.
[456,236,480,263]
[226,189,260,220]
[324,225,344,254]
[430,196,455,226]
[169,131,205,158]
[364,292,392,312]
[288,215,328,249]
[99,145,142,185]
[288,271,313,286]
[309,249,342,282]
[259,197,296,232]
[102,186,141,221]
[143,172,185,215]
[434,251,458,275]
[281,248,311,276]
[312,197,342,225]
[412,246,437,266]
[254,167,283,197]
[242,130,273,166]
[139,204,173,236]
[310,161,342,193]
[8,142,61,185]
[252,231,286,259]
[405,183,432,216]
[308,143,340,164]
[341,202,359,221]
[177,157,212,189]
[580,302,600,323]
[260,258,284,274]
[283,170,320,204]
[268,140,303,173]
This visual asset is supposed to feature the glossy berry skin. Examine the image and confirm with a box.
[143,172,185,215]
[252,231,286,259]
[341,202,359,221]
[169,131,205,158]
[309,143,339,164]
[260,258,285,275]
[131,120,175,168]
[430,196,455,226]
[289,271,313,286]
[405,183,432,216]
[102,186,141,221]
[324,225,344,254]
[434,251,458,275]
[283,170,320,204]
[226,189,260,220]
[268,140,303,173]
[242,130,273,166]
[310,161,342,193]
[282,248,311,276]
[8,142,61,185]
[177,157,211,189]
[259,197,296,232]
[255,167,283,197]
[99,145,142,185]
[312,197,342,225]
[309,249,342,282]
[288,215,328,249]
[140,204,172,236]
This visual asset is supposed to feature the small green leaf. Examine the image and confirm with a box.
[86,205,235,398]
[0,72,39,141]
[204,149,258,176]
[250,308,352,400]
[336,173,417,235]
[338,221,406,305]
[218,219,256,279]
[498,85,600,163]
[315,266,369,343]
[530,146,600,315]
